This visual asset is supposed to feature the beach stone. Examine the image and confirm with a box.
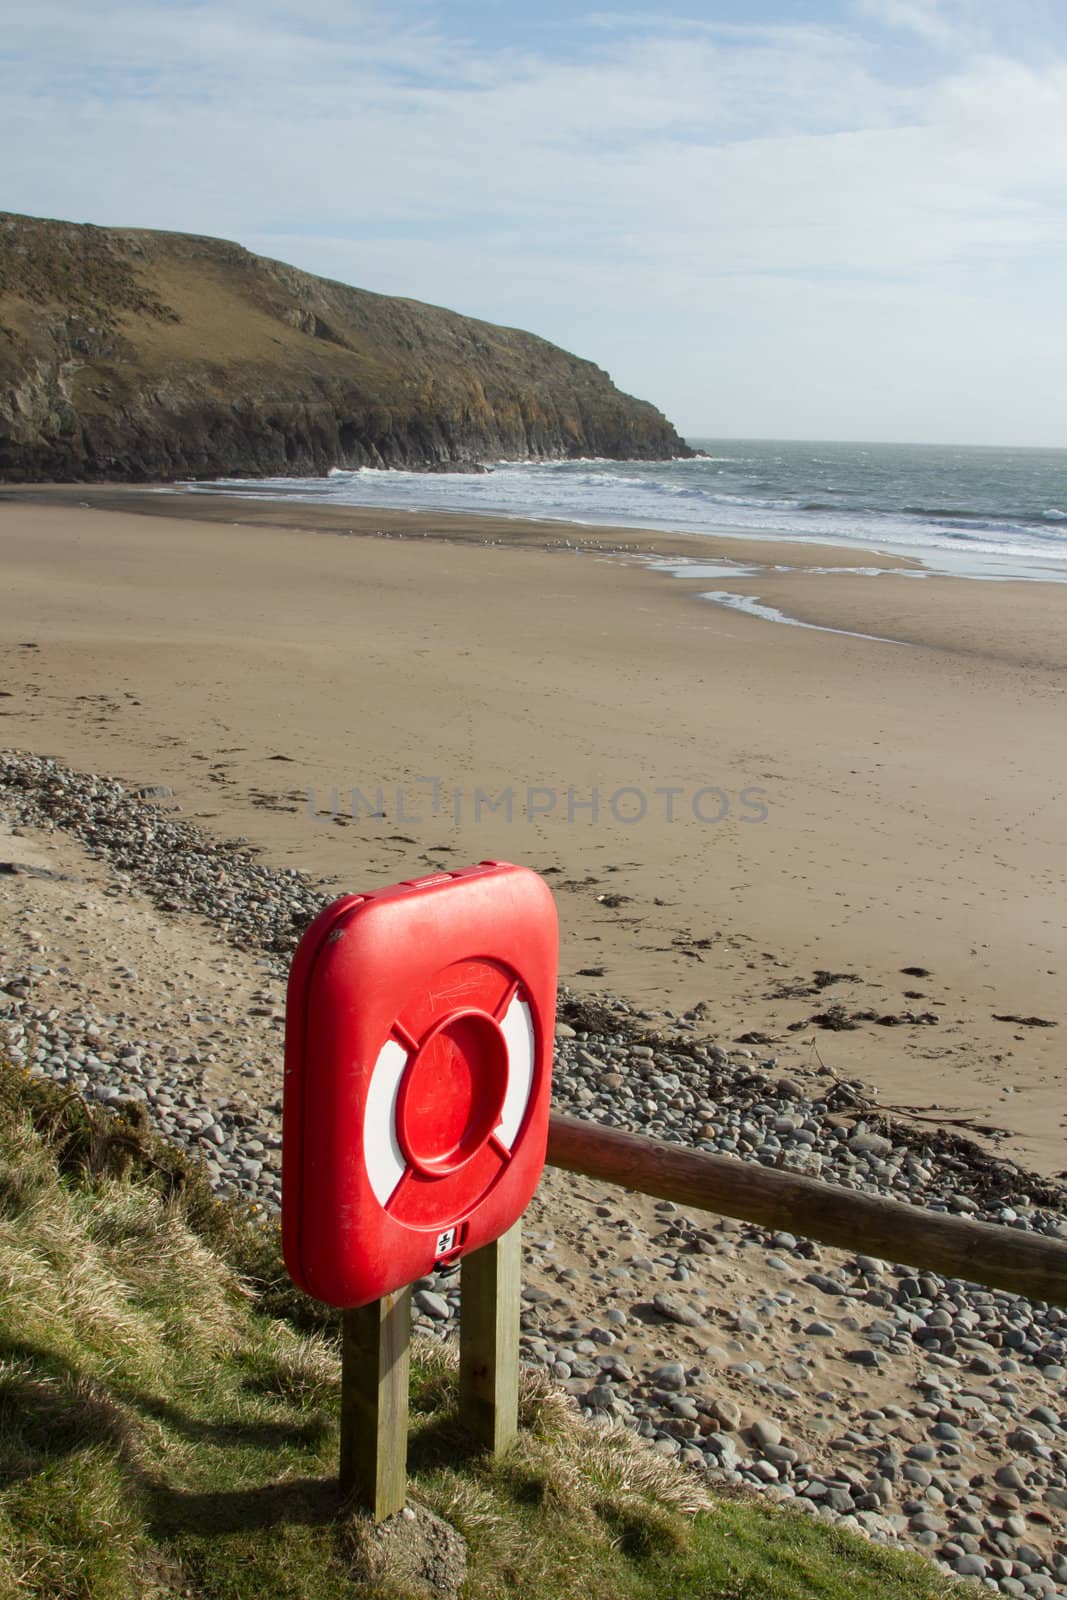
[953,1554,988,1578]
[652,1292,707,1328]
[706,1436,740,1470]
[650,1362,687,1392]
[707,1396,741,1430]
[1027,1406,1060,1428]
[413,1291,450,1321]
[849,1133,893,1157]
[806,1272,846,1296]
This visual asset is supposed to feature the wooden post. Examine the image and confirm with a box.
[547,1112,1067,1307]
[339,1285,411,1521]
[459,1219,522,1453]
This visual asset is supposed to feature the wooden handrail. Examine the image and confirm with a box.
[546,1112,1067,1307]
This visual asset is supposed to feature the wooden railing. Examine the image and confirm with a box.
[546,1112,1067,1307]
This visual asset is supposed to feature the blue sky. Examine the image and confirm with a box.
[6,0,1067,444]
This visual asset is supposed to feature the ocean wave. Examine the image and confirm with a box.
[187,440,1067,583]
[901,503,1019,522]
[900,503,1067,533]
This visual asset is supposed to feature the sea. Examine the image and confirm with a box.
[183,438,1067,584]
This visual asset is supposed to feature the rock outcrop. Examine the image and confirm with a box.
[0,212,693,481]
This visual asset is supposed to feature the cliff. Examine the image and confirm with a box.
[0,212,693,482]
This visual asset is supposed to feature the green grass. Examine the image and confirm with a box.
[0,1064,970,1600]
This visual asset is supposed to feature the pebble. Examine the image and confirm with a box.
[653,1291,707,1328]
[650,1362,687,1391]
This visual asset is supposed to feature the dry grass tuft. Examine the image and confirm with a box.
[85,1185,246,1351]
[0,1115,54,1216]
[247,1323,341,1408]
[418,1360,712,1597]
[517,1363,711,1517]
[0,1101,245,1396]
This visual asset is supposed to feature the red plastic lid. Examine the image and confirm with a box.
[282,862,557,1308]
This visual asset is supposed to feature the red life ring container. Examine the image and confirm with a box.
[283,862,557,1308]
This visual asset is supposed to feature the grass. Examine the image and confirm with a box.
[0,1063,971,1600]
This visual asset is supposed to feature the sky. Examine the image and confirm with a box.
[5,0,1067,446]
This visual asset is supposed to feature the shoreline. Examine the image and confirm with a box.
[9,468,1067,589]
[0,479,925,567]
[10,482,1067,668]
[1,489,1065,1175]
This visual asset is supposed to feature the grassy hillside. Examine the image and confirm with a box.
[0,1063,969,1600]
[0,212,692,481]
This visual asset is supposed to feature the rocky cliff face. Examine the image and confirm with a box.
[0,213,693,482]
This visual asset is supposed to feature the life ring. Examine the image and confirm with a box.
[364,989,535,1213]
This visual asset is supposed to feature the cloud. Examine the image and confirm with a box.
[853,0,958,45]
[4,1,1067,441]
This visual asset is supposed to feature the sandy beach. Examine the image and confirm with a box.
[2,485,1065,1176]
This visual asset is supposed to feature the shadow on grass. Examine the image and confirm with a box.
[1,1329,492,1546]
[135,1389,331,1451]
[0,1366,142,1488]
[0,1336,329,1489]
[407,1409,485,1476]
[146,1410,521,1538]
[144,1475,342,1536]
[1,1339,346,1540]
